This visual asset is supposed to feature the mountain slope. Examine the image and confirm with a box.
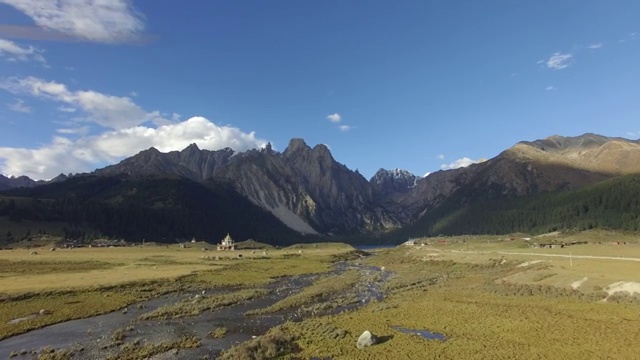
[96,144,235,180]
[0,175,42,190]
[400,134,630,219]
[215,139,400,234]
[3,133,640,243]
[398,173,640,237]
[93,139,401,235]
[0,175,303,244]
[384,133,640,239]
[512,133,640,175]
[212,144,320,234]
[370,168,418,196]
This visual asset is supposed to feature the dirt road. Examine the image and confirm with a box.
[448,249,640,262]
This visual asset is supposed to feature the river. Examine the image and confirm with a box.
[0,261,389,359]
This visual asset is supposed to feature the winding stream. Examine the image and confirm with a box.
[0,262,389,359]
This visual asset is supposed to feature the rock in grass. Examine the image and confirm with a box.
[357,330,377,349]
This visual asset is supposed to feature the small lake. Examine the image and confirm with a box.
[392,326,447,341]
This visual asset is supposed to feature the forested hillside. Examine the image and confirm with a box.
[0,176,304,245]
[399,174,640,237]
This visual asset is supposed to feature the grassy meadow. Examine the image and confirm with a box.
[0,242,352,340]
[2,231,640,359]
[264,232,640,359]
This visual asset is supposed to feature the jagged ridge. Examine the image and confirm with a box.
[3,133,640,242]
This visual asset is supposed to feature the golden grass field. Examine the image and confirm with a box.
[0,243,351,340]
[410,230,640,292]
[2,232,640,359]
[274,237,640,359]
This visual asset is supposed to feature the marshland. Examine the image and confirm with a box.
[1,231,640,359]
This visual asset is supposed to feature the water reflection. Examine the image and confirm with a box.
[392,326,446,341]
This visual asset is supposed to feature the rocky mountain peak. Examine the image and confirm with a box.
[262,142,274,154]
[507,133,640,175]
[182,143,200,152]
[370,168,418,195]
[0,174,41,190]
[50,173,69,183]
[178,143,202,163]
[520,133,617,153]
[5,132,638,240]
[311,144,334,160]
[283,138,311,157]
[139,147,162,157]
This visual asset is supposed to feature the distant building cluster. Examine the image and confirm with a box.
[409,236,469,246]
[534,241,588,249]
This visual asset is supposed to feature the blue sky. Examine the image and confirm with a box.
[0,0,638,179]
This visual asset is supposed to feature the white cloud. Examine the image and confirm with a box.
[437,154,445,160]
[85,116,267,159]
[130,91,138,97]
[0,76,168,129]
[545,86,556,91]
[56,126,89,135]
[0,38,46,63]
[587,43,604,49]
[440,157,482,170]
[546,52,573,70]
[7,98,31,113]
[57,106,77,113]
[338,125,352,132]
[0,136,89,179]
[618,33,637,43]
[0,116,268,179]
[0,0,145,43]
[327,113,341,123]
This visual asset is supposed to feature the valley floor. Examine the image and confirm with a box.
[0,232,639,359]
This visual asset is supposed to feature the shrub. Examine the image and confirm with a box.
[209,327,227,339]
[219,328,296,360]
[532,273,557,282]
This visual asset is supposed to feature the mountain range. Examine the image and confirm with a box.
[2,133,640,245]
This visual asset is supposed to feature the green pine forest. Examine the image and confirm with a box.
[404,173,640,238]
[0,176,303,245]
[2,174,640,245]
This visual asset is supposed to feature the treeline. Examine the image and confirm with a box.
[0,175,304,245]
[402,174,640,237]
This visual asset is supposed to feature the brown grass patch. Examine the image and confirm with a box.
[246,271,360,316]
[279,246,640,359]
[140,288,270,320]
[106,335,201,360]
[219,327,296,360]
